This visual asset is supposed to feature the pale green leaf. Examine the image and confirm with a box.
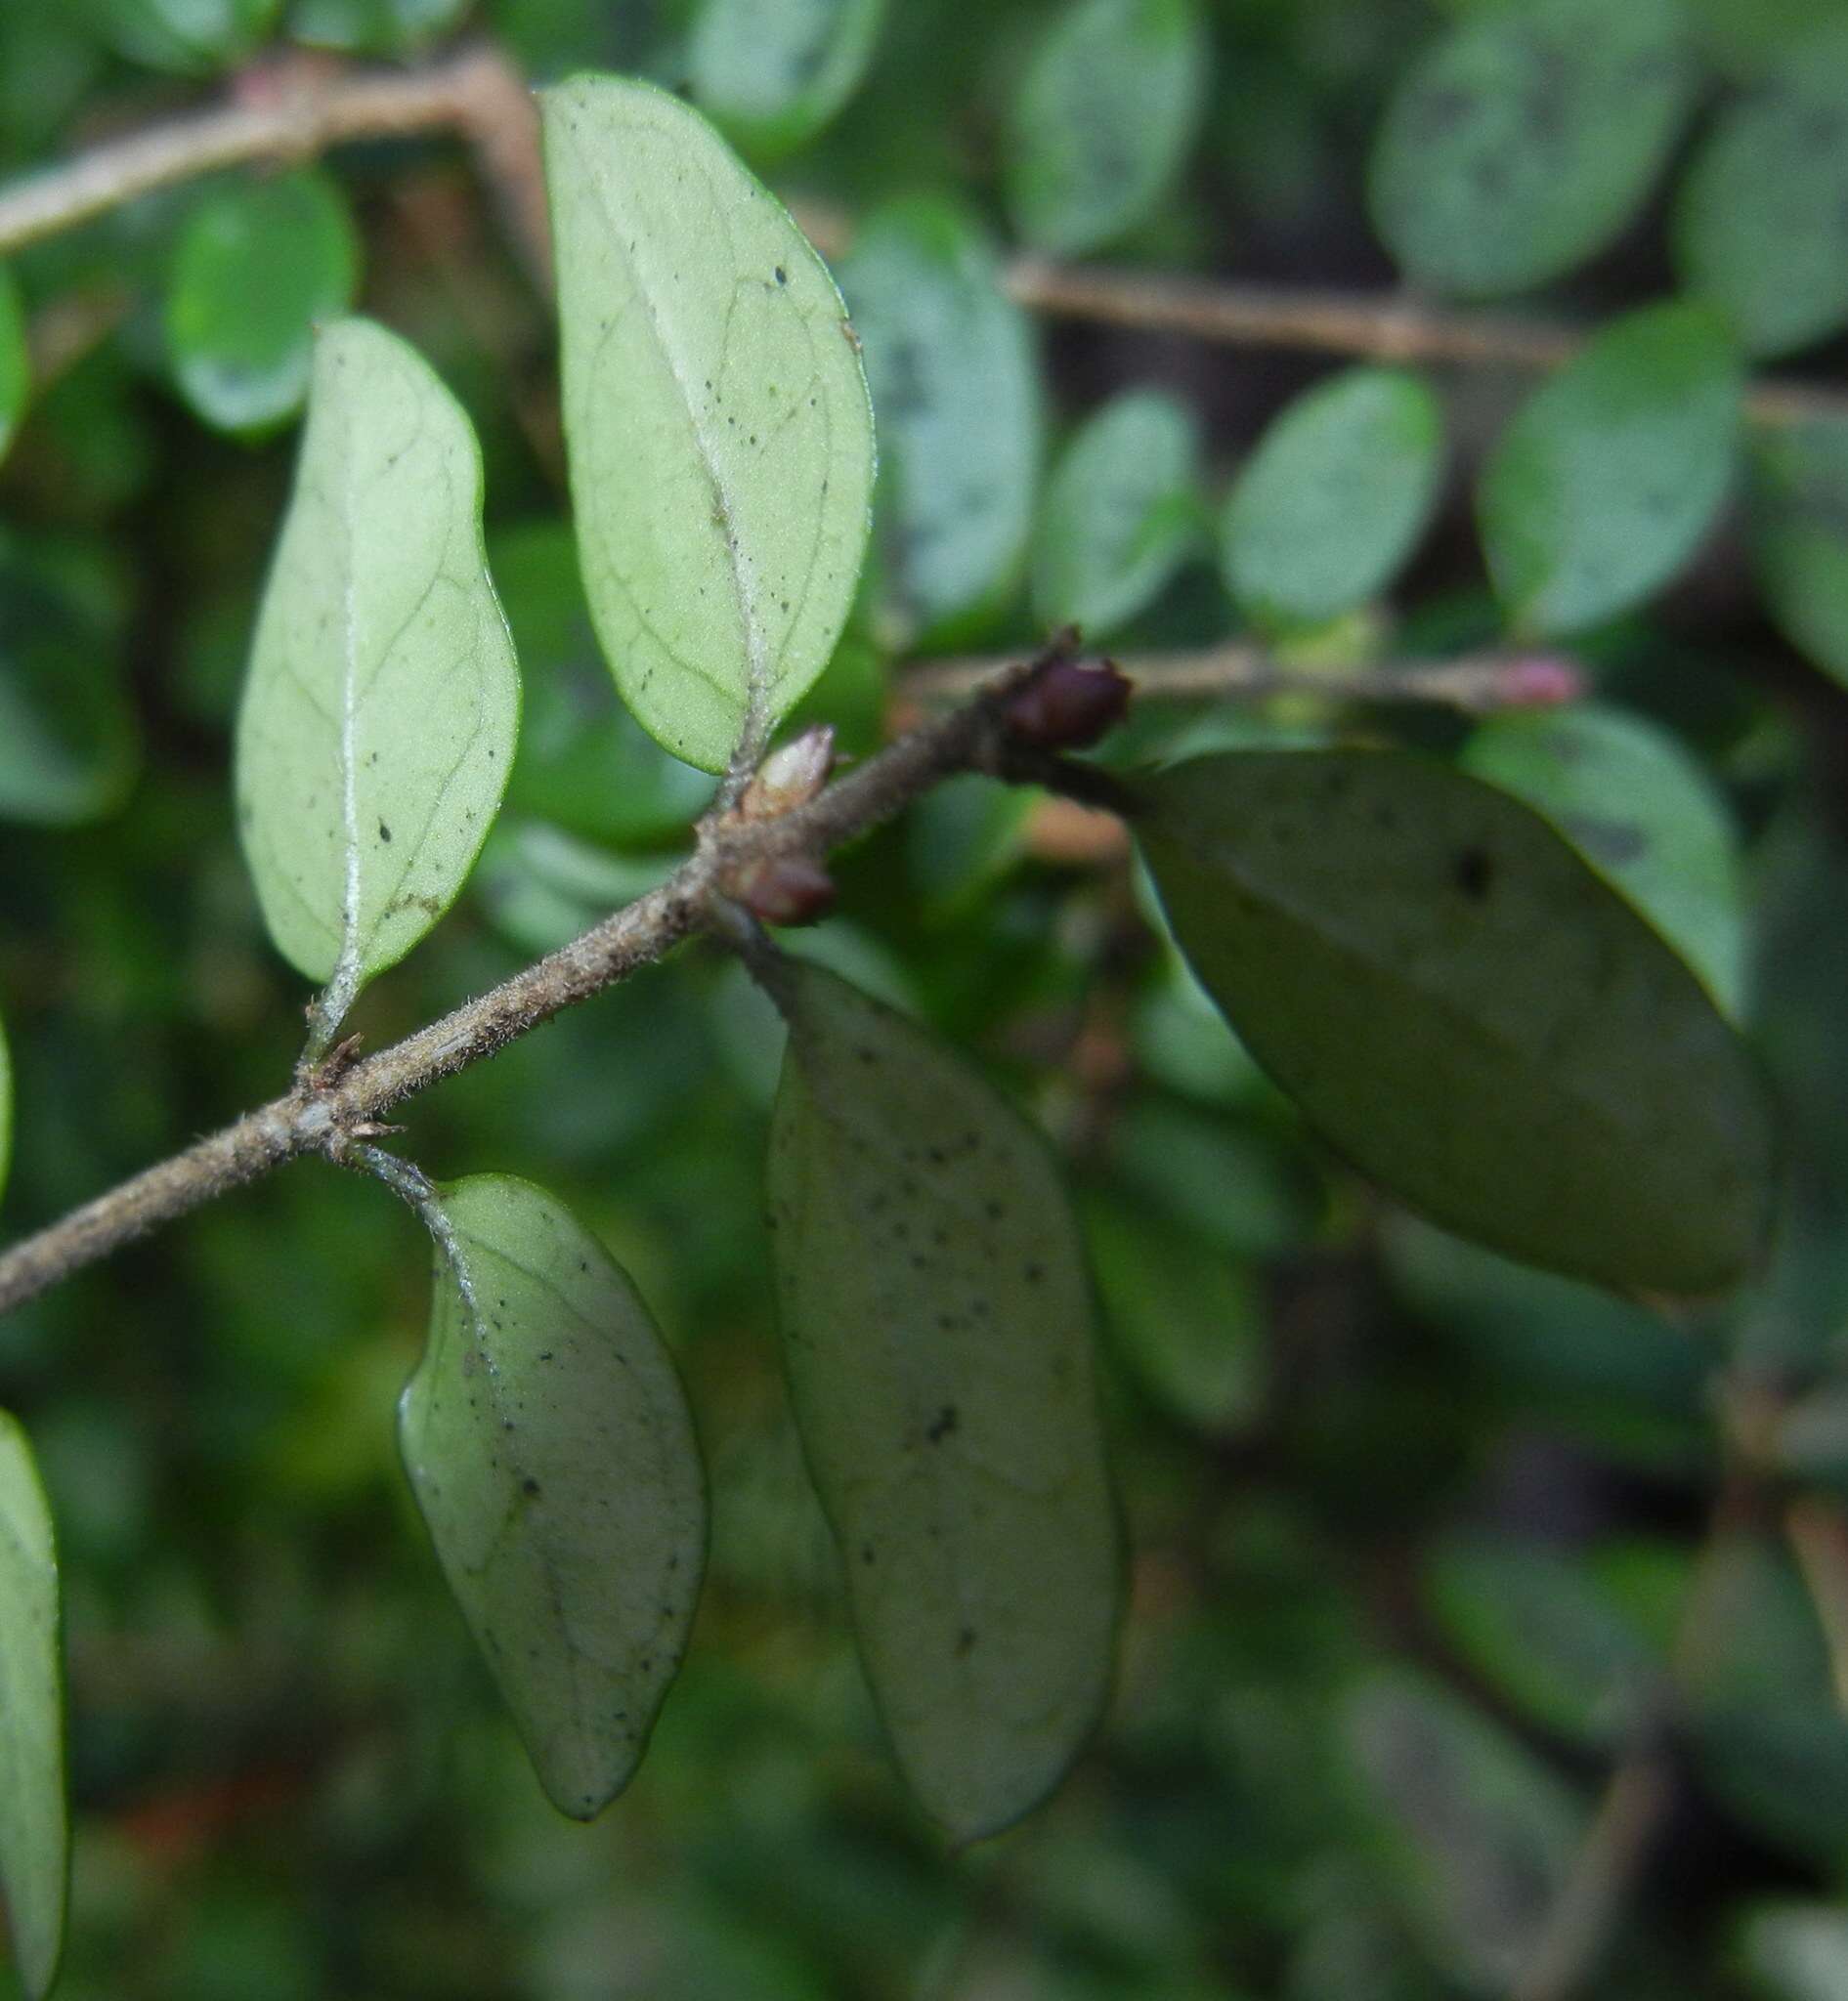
[1461,703,1746,1014]
[1003,0,1209,257]
[1675,29,1848,359]
[839,197,1041,649]
[1031,389,1201,639]
[1221,366,1443,630]
[766,962,1119,1842]
[1478,301,1741,636]
[1368,0,1695,299]
[542,74,875,773]
[0,267,27,468]
[235,318,520,1037]
[166,169,359,433]
[1747,417,1848,690]
[401,1173,706,1820]
[689,0,888,159]
[0,1412,65,2001]
[1137,750,1774,1294]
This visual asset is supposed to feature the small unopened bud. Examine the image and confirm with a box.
[1003,657,1132,749]
[740,725,837,820]
[736,856,837,926]
[1494,655,1583,708]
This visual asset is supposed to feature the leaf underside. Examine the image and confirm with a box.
[542,73,876,774]
[400,1173,707,1820]
[766,961,1120,1843]
[0,1412,65,2001]
[235,317,520,1026]
[1138,750,1774,1296]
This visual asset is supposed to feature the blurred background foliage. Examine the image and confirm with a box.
[2,0,1848,1995]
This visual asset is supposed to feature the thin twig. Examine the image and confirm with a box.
[0,44,551,285]
[904,645,1584,714]
[5,65,1844,426]
[0,665,1055,1320]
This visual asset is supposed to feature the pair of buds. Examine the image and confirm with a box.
[730,641,1133,929]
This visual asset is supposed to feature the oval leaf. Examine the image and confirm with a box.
[0,1413,65,2001]
[235,318,520,1036]
[1478,301,1741,637]
[1368,0,1694,298]
[1031,388,1201,639]
[1137,749,1774,1294]
[400,1173,706,1820]
[542,74,876,774]
[689,0,888,159]
[1221,366,1444,630]
[1461,703,1746,1014]
[165,169,360,433]
[1675,30,1848,359]
[839,197,1041,649]
[766,961,1119,1842]
[1747,417,1848,690]
[1003,0,1209,257]
[0,266,27,468]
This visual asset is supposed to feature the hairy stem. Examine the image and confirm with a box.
[0,662,1056,1319]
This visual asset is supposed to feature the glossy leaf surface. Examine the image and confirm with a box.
[1138,750,1774,1293]
[1369,0,1693,298]
[1479,302,1741,636]
[401,1174,706,1820]
[0,1413,64,2001]
[767,962,1119,1842]
[839,197,1040,648]
[1003,0,1209,257]
[689,0,887,158]
[235,318,519,1029]
[1031,388,1200,639]
[1221,366,1443,629]
[543,74,875,772]
[165,169,360,432]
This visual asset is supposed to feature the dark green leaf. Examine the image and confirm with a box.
[287,0,465,53]
[689,0,888,159]
[0,265,27,466]
[1345,1672,1584,1995]
[0,1412,65,2001]
[1221,366,1443,630]
[1368,0,1695,298]
[1461,703,1745,1013]
[96,0,278,73]
[1137,749,1774,1293]
[1003,0,1209,257]
[1425,1534,1659,1749]
[1031,389,1201,639]
[1478,302,1741,636]
[766,961,1119,1842]
[1747,418,1848,690]
[401,1174,707,1820]
[1737,1903,1848,2001]
[235,319,520,1034]
[542,74,876,773]
[839,197,1041,649]
[1675,30,1848,358]
[0,532,138,826]
[165,170,360,433]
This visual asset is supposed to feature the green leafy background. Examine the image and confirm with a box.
[1,0,1847,1996]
